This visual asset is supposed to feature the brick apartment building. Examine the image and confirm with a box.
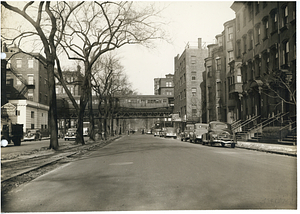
[154,73,174,96]
[1,44,49,132]
[174,38,208,129]
[231,1,296,122]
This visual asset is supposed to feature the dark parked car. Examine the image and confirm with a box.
[64,128,77,141]
[181,124,194,142]
[23,129,42,141]
[163,127,177,139]
[202,121,236,148]
[191,123,208,144]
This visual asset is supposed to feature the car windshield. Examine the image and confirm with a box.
[195,124,208,129]
[166,128,176,132]
[211,123,230,130]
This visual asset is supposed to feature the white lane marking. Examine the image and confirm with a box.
[109,162,133,166]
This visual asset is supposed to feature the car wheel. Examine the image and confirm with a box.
[189,139,192,143]
[221,143,225,147]
[231,143,235,148]
[181,138,183,141]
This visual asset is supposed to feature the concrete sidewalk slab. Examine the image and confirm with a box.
[236,141,297,156]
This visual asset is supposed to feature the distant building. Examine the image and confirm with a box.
[174,38,208,129]
[1,44,49,132]
[55,66,84,129]
[154,73,174,96]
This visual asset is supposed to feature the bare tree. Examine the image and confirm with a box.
[59,1,165,144]
[1,1,84,150]
[92,53,134,140]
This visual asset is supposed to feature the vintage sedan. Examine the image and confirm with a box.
[191,123,208,144]
[64,128,77,141]
[202,121,236,148]
[181,124,194,142]
[163,127,177,139]
[23,129,42,141]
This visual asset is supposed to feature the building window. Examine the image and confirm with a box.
[282,5,288,27]
[16,59,22,68]
[28,59,34,68]
[192,88,196,96]
[248,3,253,21]
[45,95,48,103]
[191,56,196,64]
[39,92,42,103]
[31,124,35,129]
[31,111,34,118]
[248,31,253,50]
[207,66,212,77]
[255,2,260,14]
[192,76,196,80]
[228,51,234,62]
[16,110,20,116]
[56,87,59,94]
[237,75,242,83]
[243,35,247,53]
[255,56,261,78]
[271,10,278,33]
[216,58,221,70]
[237,14,240,31]
[283,41,289,65]
[166,82,172,87]
[28,74,34,85]
[255,24,261,44]
[16,74,22,85]
[262,17,269,40]
[228,26,233,41]
[192,109,197,117]
[28,92,34,101]
[236,40,241,58]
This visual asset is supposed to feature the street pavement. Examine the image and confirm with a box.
[1,134,297,211]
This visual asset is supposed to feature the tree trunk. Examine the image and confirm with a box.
[47,63,59,150]
[88,75,95,141]
[103,117,107,140]
[110,116,114,136]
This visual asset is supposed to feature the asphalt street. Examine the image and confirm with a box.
[1,134,297,211]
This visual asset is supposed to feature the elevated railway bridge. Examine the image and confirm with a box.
[57,95,175,131]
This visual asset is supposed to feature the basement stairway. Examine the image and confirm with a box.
[278,129,297,146]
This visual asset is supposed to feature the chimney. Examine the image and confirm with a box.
[198,38,202,49]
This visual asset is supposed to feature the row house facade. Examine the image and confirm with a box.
[231,1,296,122]
[204,19,242,124]
[1,44,49,132]
[174,38,208,130]
[154,73,174,96]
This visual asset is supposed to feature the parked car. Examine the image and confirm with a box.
[64,128,77,141]
[146,129,152,134]
[163,127,177,139]
[181,124,194,142]
[202,121,236,148]
[191,123,208,144]
[23,129,42,141]
[153,129,161,137]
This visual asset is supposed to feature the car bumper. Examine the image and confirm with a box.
[211,139,235,144]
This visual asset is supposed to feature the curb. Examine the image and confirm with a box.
[1,152,76,183]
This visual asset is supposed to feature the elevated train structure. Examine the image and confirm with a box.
[58,95,174,120]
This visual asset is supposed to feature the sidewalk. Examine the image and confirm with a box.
[176,137,297,157]
[236,141,297,156]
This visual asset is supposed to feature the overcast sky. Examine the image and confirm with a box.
[1,1,236,96]
[116,1,236,95]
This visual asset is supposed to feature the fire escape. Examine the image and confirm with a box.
[7,62,35,99]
